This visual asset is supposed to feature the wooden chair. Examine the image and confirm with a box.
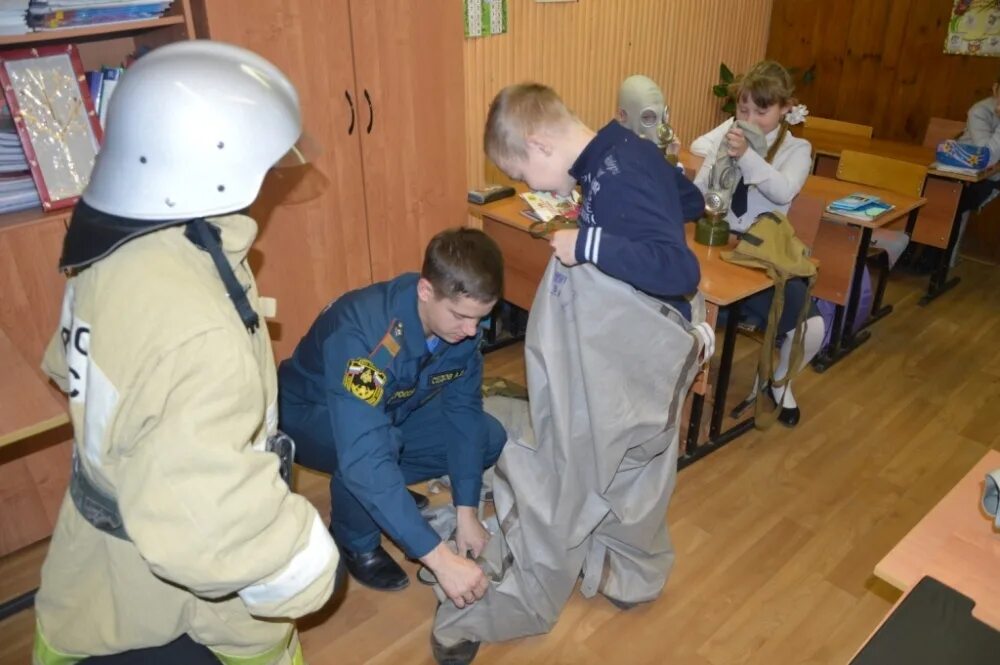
[787,189,825,248]
[836,149,928,322]
[922,117,966,150]
[805,116,874,138]
[836,149,927,198]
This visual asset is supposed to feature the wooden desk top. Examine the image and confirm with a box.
[800,128,936,165]
[470,192,774,307]
[799,127,1000,183]
[803,176,927,229]
[874,449,1000,630]
[682,225,773,306]
[0,328,68,448]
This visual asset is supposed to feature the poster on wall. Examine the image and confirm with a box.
[945,0,1000,56]
[465,0,507,38]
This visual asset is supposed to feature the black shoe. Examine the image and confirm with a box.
[342,545,409,591]
[768,387,801,427]
[409,488,430,510]
[430,632,480,665]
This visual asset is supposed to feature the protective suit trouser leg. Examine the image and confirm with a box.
[431,261,703,650]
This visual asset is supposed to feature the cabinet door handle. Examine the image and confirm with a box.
[364,88,374,134]
[345,90,355,135]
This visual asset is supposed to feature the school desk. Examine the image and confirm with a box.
[680,149,927,371]
[801,176,927,371]
[800,126,999,307]
[468,193,776,467]
[874,449,1000,631]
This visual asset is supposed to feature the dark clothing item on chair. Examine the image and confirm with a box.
[741,277,818,337]
[959,178,1000,215]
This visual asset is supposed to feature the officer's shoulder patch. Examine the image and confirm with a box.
[343,357,387,406]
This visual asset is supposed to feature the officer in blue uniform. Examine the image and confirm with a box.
[279,228,506,607]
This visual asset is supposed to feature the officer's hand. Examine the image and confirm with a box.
[725,126,749,158]
[421,542,488,609]
[550,229,579,266]
[455,506,490,559]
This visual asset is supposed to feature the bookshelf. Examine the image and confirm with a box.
[0,15,187,47]
[0,0,197,557]
[0,0,195,236]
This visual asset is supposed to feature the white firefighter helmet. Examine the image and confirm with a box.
[82,40,302,220]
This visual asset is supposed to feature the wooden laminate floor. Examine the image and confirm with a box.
[2,261,998,664]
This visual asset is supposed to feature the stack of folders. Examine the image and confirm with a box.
[0,0,30,35]
[86,65,123,129]
[825,193,894,221]
[0,104,41,214]
[28,0,173,30]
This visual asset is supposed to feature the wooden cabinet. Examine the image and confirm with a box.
[0,3,198,556]
[0,0,468,554]
[192,0,468,358]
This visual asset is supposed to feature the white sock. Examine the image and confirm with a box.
[772,315,824,409]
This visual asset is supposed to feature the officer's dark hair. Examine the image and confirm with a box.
[422,227,503,304]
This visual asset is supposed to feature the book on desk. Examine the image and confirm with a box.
[931,161,987,177]
[825,193,895,221]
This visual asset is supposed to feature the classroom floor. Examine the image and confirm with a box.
[2,259,999,665]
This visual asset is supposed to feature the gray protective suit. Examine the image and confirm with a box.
[432,258,705,647]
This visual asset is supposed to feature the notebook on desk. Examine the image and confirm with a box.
[826,193,894,221]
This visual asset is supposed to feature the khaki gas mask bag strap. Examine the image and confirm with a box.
[722,210,816,429]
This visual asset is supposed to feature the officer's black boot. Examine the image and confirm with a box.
[341,545,409,591]
[430,632,480,665]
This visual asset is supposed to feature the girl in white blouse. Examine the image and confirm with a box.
[690,61,824,427]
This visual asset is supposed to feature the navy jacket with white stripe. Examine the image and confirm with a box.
[571,121,703,320]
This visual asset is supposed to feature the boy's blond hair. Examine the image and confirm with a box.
[728,60,796,109]
[484,83,575,165]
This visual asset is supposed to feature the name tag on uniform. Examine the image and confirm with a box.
[430,369,465,386]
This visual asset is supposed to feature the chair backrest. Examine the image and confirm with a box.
[836,149,927,197]
[786,190,825,248]
[805,116,874,138]
[922,117,966,149]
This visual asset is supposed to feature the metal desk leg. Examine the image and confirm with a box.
[685,393,705,452]
[710,302,741,440]
[812,302,845,373]
[680,302,755,469]
[919,201,964,306]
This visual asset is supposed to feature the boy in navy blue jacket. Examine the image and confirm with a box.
[484,82,703,318]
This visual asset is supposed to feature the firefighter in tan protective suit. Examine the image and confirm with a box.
[32,40,339,665]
